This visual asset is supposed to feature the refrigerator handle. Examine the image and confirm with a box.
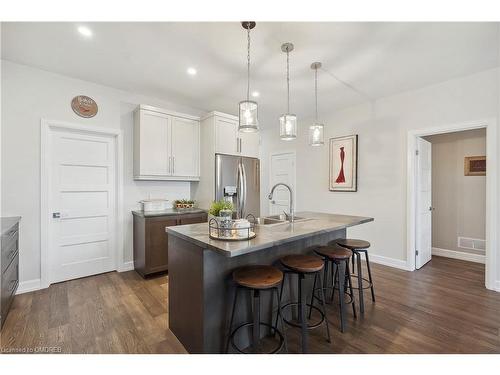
[240,161,247,218]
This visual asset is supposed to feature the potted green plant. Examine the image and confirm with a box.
[173,199,196,209]
[208,200,234,218]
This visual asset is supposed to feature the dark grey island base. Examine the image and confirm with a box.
[167,212,373,353]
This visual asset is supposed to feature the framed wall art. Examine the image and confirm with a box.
[464,155,486,176]
[71,95,98,118]
[329,134,358,192]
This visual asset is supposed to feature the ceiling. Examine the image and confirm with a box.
[2,22,498,125]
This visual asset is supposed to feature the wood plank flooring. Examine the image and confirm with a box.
[1,256,499,354]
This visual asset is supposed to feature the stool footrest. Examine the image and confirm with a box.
[281,302,325,329]
[349,275,373,290]
[230,321,285,354]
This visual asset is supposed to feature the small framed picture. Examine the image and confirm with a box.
[329,135,358,192]
[464,156,486,176]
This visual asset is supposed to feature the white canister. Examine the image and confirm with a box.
[233,219,251,238]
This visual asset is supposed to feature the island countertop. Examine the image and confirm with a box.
[166,211,373,257]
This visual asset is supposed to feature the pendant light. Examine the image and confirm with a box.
[279,42,297,140]
[238,21,259,132]
[309,62,324,146]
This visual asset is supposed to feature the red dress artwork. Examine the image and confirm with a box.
[335,146,346,183]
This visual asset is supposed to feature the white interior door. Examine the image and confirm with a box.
[49,128,117,283]
[416,137,432,269]
[269,152,296,215]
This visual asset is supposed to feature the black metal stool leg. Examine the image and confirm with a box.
[308,272,318,319]
[252,289,261,353]
[364,250,376,302]
[337,260,346,333]
[274,273,286,335]
[317,270,331,343]
[226,286,240,353]
[331,263,338,302]
[356,252,365,314]
[346,263,357,319]
[274,287,288,353]
[298,273,308,353]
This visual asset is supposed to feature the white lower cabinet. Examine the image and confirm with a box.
[134,105,200,181]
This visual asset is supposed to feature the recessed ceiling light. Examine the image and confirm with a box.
[77,26,93,38]
[251,91,260,98]
[187,67,197,76]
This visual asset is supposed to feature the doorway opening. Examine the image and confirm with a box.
[407,119,497,291]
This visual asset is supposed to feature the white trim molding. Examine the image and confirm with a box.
[432,247,485,264]
[494,280,500,292]
[368,254,411,271]
[16,279,41,295]
[406,118,498,291]
[40,119,124,289]
[118,261,134,272]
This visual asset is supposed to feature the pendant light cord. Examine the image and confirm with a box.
[314,66,318,121]
[286,49,290,113]
[246,24,251,102]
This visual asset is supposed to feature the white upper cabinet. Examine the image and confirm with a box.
[134,105,200,181]
[215,117,238,155]
[171,117,200,178]
[212,112,259,158]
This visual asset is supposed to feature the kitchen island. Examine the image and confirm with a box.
[166,211,373,353]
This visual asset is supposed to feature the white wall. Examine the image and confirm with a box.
[1,60,204,288]
[261,68,499,275]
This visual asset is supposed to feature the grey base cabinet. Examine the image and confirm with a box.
[1,217,20,329]
[132,211,207,277]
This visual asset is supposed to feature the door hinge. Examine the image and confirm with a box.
[416,250,419,255]
[415,150,419,156]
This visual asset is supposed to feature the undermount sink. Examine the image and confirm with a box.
[254,214,311,226]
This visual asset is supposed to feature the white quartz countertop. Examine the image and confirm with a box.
[166,211,374,257]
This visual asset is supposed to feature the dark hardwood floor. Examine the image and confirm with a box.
[1,256,499,354]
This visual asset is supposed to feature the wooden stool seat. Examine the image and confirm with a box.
[233,265,283,289]
[280,254,324,273]
[315,245,352,260]
[336,238,370,250]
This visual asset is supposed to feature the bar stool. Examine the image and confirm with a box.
[277,254,330,354]
[313,244,356,332]
[335,239,375,314]
[226,265,288,354]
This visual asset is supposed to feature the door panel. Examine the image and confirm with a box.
[50,129,116,283]
[239,131,260,158]
[416,137,432,269]
[269,153,296,215]
[140,111,170,176]
[171,117,199,177]
[215,118,238,155]
[241,157,260,218]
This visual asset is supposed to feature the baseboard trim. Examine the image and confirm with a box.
[493,280,500,292]
[118,261,134,272]
[16,278,41,295]
[368,254,410,271]
[432,247,485,264]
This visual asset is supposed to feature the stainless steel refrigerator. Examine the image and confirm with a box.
[215,154,260,219]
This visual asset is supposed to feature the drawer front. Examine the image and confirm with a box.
[178,213,208,225]
[1,252,19,326]
[1,224,19,273]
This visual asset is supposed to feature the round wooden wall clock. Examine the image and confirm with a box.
[71,95,98,118]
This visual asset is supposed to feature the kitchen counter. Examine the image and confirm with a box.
[167,211,373,353]
[167,211,373,257]
[131,208,206,218]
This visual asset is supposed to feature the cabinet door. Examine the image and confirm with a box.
[147,217,178,273]
[171,117,200,177]
[215,117,238,155]
[239,131,260,158]
[139,110,171,176]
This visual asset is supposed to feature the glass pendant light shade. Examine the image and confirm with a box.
[280,114,297,140]
[309,123,324,146]
[238,22,259,133]
[238,100,258,132]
